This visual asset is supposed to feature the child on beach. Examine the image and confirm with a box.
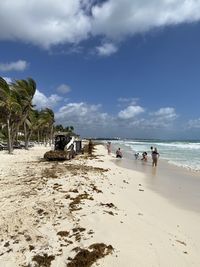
[141,151,148,161]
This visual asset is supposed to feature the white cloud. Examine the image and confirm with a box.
[0,1,200,50]
[187,118,200,129]
[118,105,144,119]
[33,89,63,109]
[55,102,178,136]
[56,84,71,94]
[0,0,91,49]
[151,107,178,120]
[55,102,114,133]
[96,42,118,56]
[31,88,180,137]
[0,60,28,72]
[146,107,178,128]
[91,0,200,39]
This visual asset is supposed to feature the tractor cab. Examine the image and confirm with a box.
[54,134,71,151]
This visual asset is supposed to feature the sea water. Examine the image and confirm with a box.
[107,140,200,172]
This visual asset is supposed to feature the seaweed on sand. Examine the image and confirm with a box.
[31,254,55,267]
[69,193,94,212]
[67,243,114,267]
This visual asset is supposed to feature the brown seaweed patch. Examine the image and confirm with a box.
[68,227,86,242]
[67,243,113,267]
[100,202,117,209]
[31,253,55,267]
[90,183,102,193]
[72,227,86,233]
[41,168,58,179]
[69,193,94,211]
[64,163,108,174]
[57,231,69,237]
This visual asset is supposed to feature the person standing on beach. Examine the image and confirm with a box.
[106,142,111,154]
[152,147,160,167]
[88,139,93,155]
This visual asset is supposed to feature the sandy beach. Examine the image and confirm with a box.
[0,144,200,267]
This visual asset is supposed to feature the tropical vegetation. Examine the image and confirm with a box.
[0,77,74,153]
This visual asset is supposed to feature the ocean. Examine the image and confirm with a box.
[105,139,200,172]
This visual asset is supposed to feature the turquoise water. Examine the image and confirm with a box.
[107,140,200,171]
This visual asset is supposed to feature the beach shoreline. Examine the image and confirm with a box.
[110,148,200,213]
[0,144,200,266]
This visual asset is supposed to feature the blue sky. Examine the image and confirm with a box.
[0,0,200,139]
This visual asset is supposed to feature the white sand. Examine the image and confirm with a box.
[0,144,200,266]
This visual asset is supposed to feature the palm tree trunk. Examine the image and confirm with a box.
[24,122,29,150]
[37,130,40,143]
[50,125,54,146]
[7,116,13,154]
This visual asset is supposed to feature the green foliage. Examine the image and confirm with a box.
[0,76,76,150]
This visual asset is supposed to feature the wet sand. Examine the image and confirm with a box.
[113,153,200,213]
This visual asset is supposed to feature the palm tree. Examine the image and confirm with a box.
[38,108,55,145]
[69,126,74,133]
[0,77,22,153]
[54,124,64,132]
[12,78,36,149]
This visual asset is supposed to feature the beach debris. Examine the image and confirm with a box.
[68,227,87,242]
[176,240,187,246]
[31,253,55,267]
[100,202,116,209]
[90,183,102,193]
[104,210,115,216]
[57,231,69,237]
[69,193,94,212]
[42,167,58,179]
[67,243,114,267]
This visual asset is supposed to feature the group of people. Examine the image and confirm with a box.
[106,142,123,158]
[135,146,160,166]
[106,142,160,166]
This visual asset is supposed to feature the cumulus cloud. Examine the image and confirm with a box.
[55,102,112,129]
[91,0,200,39]
[0,0,91,48]
[33,89,63,109]
[147,107,178,128]
[96,42,118,56]
[187,118,200,129]
[0,1,200,50]
[151,107,178,120]
[56,84,71,94]
[55,101,178,136]
[0,60,28,72]
[118,105,145,119]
